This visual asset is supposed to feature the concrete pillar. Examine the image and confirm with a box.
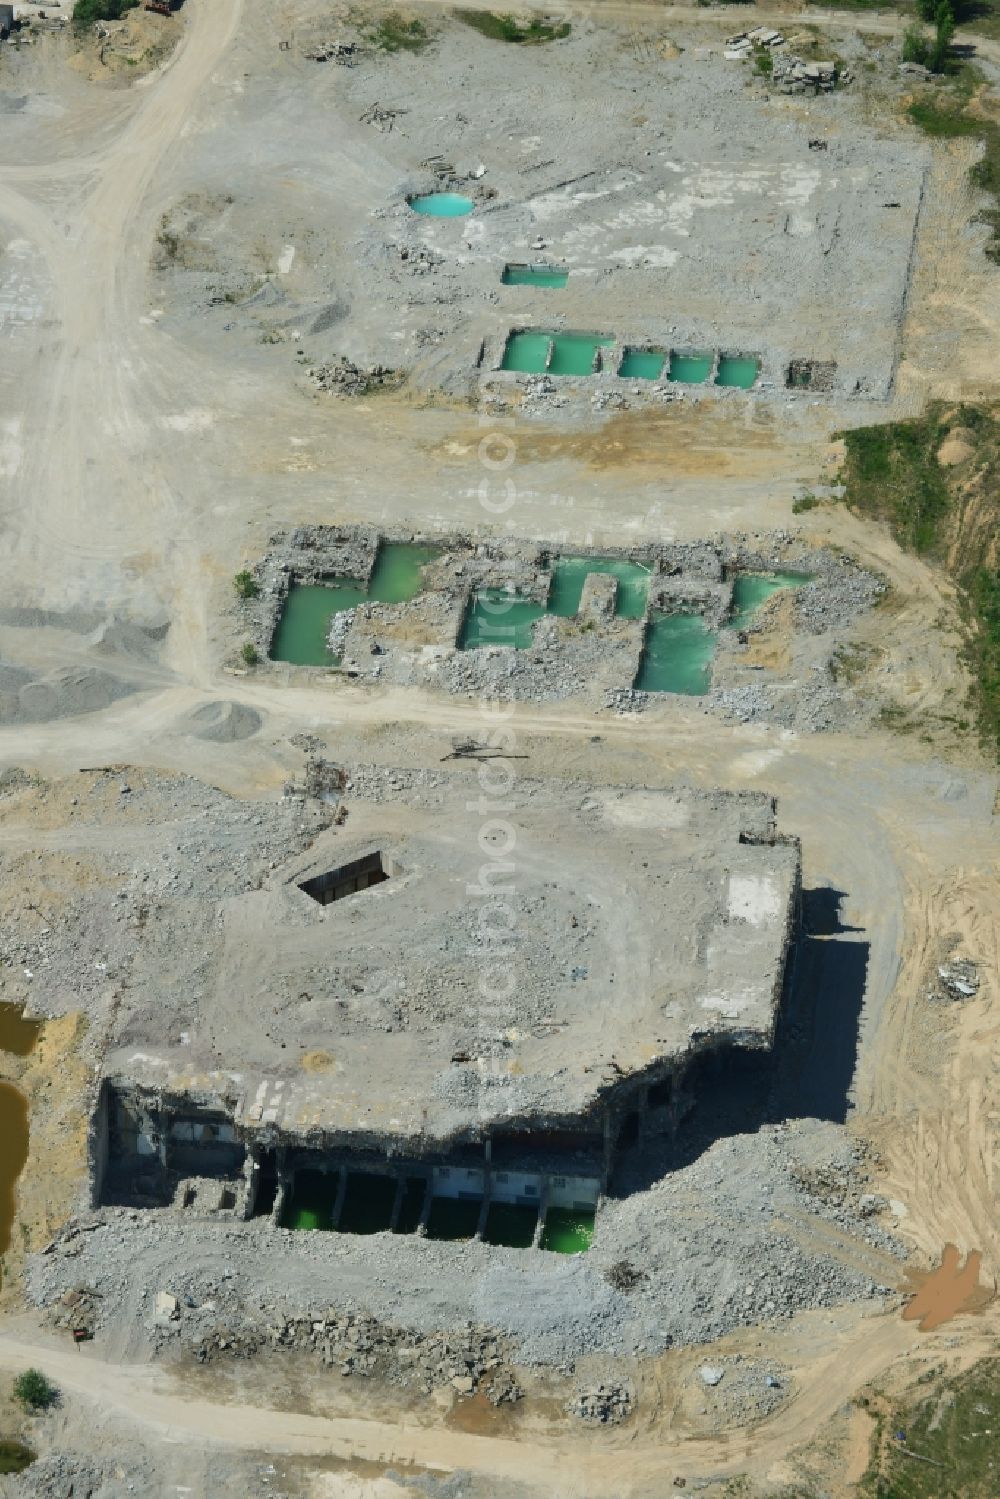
[532,1183,551,1250]
[331,1166,348,1230]
[602,1111,614,1187]
[417,1175,434,1237]
[388,1176,406,1233]
[243,1152,260,1221]
[475,1177,492,1242]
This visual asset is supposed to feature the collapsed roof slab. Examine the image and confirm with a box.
[102,772,800,1150]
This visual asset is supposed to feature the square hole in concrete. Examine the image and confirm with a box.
[298,852,396,907]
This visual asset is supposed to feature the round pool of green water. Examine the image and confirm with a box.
[408,193,474,217]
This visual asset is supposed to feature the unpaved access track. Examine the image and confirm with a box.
[0,0,999,1493]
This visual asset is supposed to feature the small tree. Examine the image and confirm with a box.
[902,24,931,65]
[13,1369,58,1412]
[240,642,259,667]
[233,570,260,600]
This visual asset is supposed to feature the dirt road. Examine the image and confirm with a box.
[0,0,998,1491]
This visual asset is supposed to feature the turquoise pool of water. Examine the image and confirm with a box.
[634,612,715,695]
[619,347,667,380]
[668,352,713,384]
[409,193,474,217]
[459,590,546,650]
[548,333,613,377]
[501,330,552,373]
[716,356,760,390]
[269,582,366,666]
[729,571,812,631]
[502,264,568,288]
[541,1207,595,1254]
[547,557,651,620]
[270,543,439,665]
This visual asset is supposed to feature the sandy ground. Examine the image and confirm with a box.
[0,0,999,1494]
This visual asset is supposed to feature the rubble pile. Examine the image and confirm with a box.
[569,1382,633,1423]
[305,356,402,396]
[932,958,980,1002]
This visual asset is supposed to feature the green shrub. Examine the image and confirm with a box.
[233,570,260,600]
[752,43,773,77]
[13,1369,58,1413]
[240,642,260,667]
[72,0,140,33]
[364,12,428,52]
[792,492,820,513]
[0,1440,34,1475]
[454,10,571,43]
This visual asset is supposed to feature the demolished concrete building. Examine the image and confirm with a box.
[90,770,800,1252]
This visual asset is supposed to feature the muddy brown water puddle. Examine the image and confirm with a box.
[0,1003,39,1257]
[902,1243,995,1330]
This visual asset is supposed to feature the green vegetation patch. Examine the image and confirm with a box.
[72,0,140,31]
[0,1441,35,1475]
[841,414,952,554]
[454,10,570,42]
[839,403,1000,752]
[861,1358,1000,1497]
[13,1369,58,1413]
[907,72,1000,261]
[362,11,429,51]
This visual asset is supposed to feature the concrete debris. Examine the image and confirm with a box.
[934,959,980,1001]
[771,54,850,93]
[154,1289,180,1324]
[699,1364,724,1386]
[304,356,403,396]
[569,1382,633,1423]
[303,39,356,63]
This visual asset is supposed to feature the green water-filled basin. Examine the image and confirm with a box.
[269,581,366,666]
[548,332,613,376]
[729,570,812,631]
[668,352,714,384]
[460,590,545,650]
[501,330,552,373]
[541,1207,595,1254]
[619,347,667,380]
[502,263,568,288]
[409,192,474,217]
[716,355,760,390]
[269,543,440,665]
[547,557,651,620]
[635,612,715,695]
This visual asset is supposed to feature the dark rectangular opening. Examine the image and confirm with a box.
[299,851,393,907]
[252,1150,278,1217]
[648,1076,672,1110]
